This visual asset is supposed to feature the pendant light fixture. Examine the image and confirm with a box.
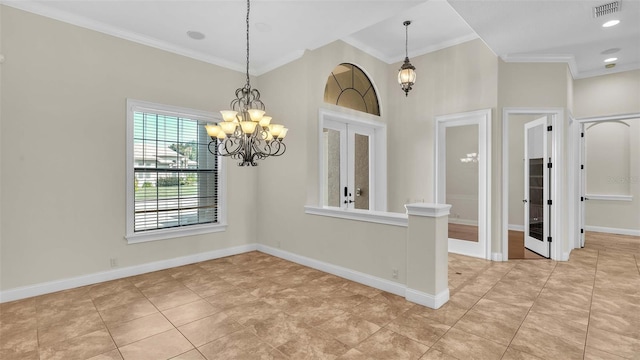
[398,20,417,97]
[205,0,287,166]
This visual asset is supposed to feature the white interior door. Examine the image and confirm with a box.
[524,117,550,258]
[435,109,491,260]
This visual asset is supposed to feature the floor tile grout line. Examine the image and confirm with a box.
[498,259,557,360]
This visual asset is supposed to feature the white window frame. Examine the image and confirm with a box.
[311,108,387,217]
[126,99,227,244]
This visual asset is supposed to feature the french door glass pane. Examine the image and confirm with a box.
[354,133,369,210]
[323,128,341,207]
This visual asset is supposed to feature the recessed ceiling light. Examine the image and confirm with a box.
[187,31,205,40]
[602,19,620,27]
[604,57,618,63]
[601,48,620,54]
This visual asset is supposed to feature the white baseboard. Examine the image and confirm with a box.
[2,242,452,310]
[405,288,449,309]
[448,218,478,226]
[0,244,257,303]
[256,244,406,297]
[508,224,525,232]
[491,252,504,261]
[585,226,640,237]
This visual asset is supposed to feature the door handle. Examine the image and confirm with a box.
[584,197,590,200]
[523,199,528,203]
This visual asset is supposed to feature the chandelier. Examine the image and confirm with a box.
[205,0,287,166]
[398,20,417,97]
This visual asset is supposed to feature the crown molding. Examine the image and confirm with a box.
[573,62,640,80]
[1,1,252,74]
[342,33,479,65]
[501,53,579,78]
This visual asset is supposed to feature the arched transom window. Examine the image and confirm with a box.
[324,63,380,116]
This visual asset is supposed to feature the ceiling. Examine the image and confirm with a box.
[3,0,639,79]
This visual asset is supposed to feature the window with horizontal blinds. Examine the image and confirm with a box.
[131,105,219,234]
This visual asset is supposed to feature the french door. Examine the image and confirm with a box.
[524,117,550,258]
[322,120,374,210]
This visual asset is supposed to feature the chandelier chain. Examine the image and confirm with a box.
[245,0,251,87]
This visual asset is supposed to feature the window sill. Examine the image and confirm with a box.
[586,194,633,202]
[126,223,227,244]
[304,206,408,227]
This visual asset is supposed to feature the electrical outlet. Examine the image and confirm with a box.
[392,268,398,279]
[110,258,118,268]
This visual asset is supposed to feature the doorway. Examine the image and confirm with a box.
[502,108,563,261]
[573,114,640,249]
[435,109,491,260]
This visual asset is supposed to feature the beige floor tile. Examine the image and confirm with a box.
[204,288,258,312]
[386,313,449,347]
[39,328,116,360]
[431,327,506,360]
[162,299,218,327]
[92,288,146,311]
[244,311,310,348]
[499,347,542,360]
[35,287,91,310]
[0,348,39,360]
[178,312,244,347]
[119,329,193,360]
[139,280,189,298]
[109,312,174,347]
[0,324,37,353]
[586,326,640,358]
[583,346,627,360]
[419,348,460,360]
[199,329,286,360]
[148,287,201,310]
[37,298,97,329]
[277,327,350,359]
[452,301,526,346]
[519,311,587,346]
[98,298,158,327]
[510,326,584,360]
[408,300,469,327]
[87,349,124,359]
[356,328,429,360]
[528,297,590,326]
[38,312,105,346]
[169,349,207,360]
[88,279,136,300]
[317,313,380,347]
[337,348,373,360]
[349,296,408,326]
[223,300,281,325]
[589,308,640,340]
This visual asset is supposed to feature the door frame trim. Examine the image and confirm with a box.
[435,108,492,260]
[502,108,563,261]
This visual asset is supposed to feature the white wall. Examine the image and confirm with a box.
[387,39,499,213]
[0,6,258,291]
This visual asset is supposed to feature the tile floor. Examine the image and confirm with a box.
[1,232,639,360]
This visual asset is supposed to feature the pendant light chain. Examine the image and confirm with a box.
[245,0,251,87]
[405,23,409,58]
